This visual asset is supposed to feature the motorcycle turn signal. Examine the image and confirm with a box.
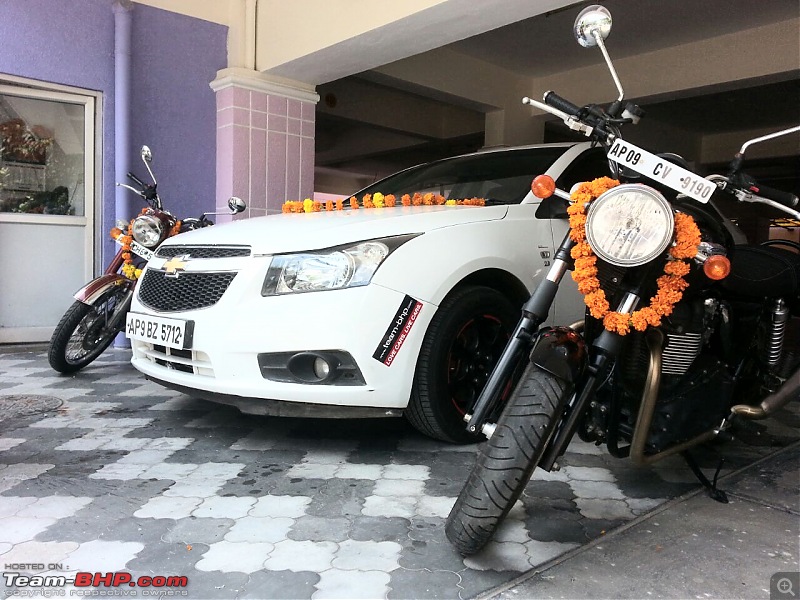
[703,254,731,280]
[531,175,556,199]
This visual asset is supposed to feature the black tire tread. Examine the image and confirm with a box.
[445,364,568,554]
[48,296,119,374]
[406,285,516,444]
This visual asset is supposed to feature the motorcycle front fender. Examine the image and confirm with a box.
[530,326,588,383]
[74,274,134,305]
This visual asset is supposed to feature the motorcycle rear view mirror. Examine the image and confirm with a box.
[573,5,612,48]
[228,196,246,214]
[140,145,158,187]
[573,5,625,106]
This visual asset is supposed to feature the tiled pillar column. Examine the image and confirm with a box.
[210,68,319,221]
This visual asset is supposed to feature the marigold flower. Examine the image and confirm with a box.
[603,312,631,335]
[385,194,396,207]
[349,196,358,209]
[563,176,697,335]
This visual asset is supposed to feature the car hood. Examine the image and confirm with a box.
[163,204,509,254]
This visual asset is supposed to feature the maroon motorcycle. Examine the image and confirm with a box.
[48,145,245,373]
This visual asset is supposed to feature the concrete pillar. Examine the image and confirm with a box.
[210,68,319,220]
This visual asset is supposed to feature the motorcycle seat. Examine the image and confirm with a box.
[723,245,800,299]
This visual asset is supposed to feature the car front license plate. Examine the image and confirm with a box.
[607,138,716,203]
[126,312,194,350]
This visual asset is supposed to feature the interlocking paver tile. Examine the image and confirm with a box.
[264,539,337,572]
[1,347,797,599]
[313,569,390,600]
[196,540,275,573]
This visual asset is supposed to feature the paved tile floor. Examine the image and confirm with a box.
[1,348,797,599]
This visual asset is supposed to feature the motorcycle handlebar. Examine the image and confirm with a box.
[127,172,147,188]
[746,182,799,209]
[543,91,582,117]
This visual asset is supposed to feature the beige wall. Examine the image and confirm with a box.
[257,0,447,71]
[132,0,232,25]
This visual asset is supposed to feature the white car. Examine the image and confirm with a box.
[126,142,610,442]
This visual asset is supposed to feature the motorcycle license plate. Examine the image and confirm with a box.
[607,139,715,204]
[126,312,193,350]
[114,236,154,260]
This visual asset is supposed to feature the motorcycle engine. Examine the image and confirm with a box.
[587,266,736,452]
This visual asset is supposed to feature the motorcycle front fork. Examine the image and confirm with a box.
[465,235,577,435]
[464,224,638,469]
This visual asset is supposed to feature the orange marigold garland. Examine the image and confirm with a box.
[282,194,486,212]
[568,177,701,336]
[114,210,181,280]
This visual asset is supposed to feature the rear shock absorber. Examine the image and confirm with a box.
[765,298,789,370]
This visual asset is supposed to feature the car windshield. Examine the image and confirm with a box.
[355,146,570,205]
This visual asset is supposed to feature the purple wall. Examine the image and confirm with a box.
[130,4,226,220]
[0,0,226,265]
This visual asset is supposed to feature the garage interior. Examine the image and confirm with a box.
[304,0,799,241]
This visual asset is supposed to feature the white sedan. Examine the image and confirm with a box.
[126,142,608,442]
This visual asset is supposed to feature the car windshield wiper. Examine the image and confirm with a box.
[482,198,510,206]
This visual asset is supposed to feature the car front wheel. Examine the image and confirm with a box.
[406,285,518,443]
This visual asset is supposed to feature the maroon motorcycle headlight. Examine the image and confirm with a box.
[132,213,169,248]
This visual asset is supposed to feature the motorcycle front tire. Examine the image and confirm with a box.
[48,288,127,374]
[445,363,569,555]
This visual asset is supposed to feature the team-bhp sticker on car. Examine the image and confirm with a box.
[373,295,423,366]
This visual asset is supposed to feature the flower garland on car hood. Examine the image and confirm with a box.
[568,177,701,336]
[282,192,485,213]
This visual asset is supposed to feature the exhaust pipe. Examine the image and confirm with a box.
[731,366,800,420]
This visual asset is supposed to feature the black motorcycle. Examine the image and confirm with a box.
[446,5,800,555]
[48,145,246,374]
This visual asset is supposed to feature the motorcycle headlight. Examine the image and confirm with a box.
[585,184,674,267]
[131,214,167,248]
[261,234,419,296]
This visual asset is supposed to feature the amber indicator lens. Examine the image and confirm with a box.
[531,175,556,199]
[703,255,731,280]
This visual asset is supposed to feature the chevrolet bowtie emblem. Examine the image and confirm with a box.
[163,254,190,278]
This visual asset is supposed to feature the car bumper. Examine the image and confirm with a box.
[129,276,434,412]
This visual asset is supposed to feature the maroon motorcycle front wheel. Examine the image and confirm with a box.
[48,287,128,374]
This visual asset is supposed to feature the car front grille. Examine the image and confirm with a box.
[136,342,214,377]
[156,245,251,259]
[138,270,237,312]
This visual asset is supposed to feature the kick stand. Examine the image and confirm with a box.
[681,450,729,503]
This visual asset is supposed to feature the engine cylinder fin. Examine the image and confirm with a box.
[662,332,703,375]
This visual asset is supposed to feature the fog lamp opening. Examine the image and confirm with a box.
[313,356,331,379]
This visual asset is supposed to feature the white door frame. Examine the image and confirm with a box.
[0,75,102,343]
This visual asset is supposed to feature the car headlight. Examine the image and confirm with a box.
[585,184,674,267]
[131,214,168,248]
[261,234,419,296]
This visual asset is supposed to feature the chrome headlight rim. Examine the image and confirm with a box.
[261,233,421,296]
[131,213,168,248]
[585,183,674,267]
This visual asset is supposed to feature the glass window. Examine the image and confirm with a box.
[0,93,85,216]
[355,146,570,205]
